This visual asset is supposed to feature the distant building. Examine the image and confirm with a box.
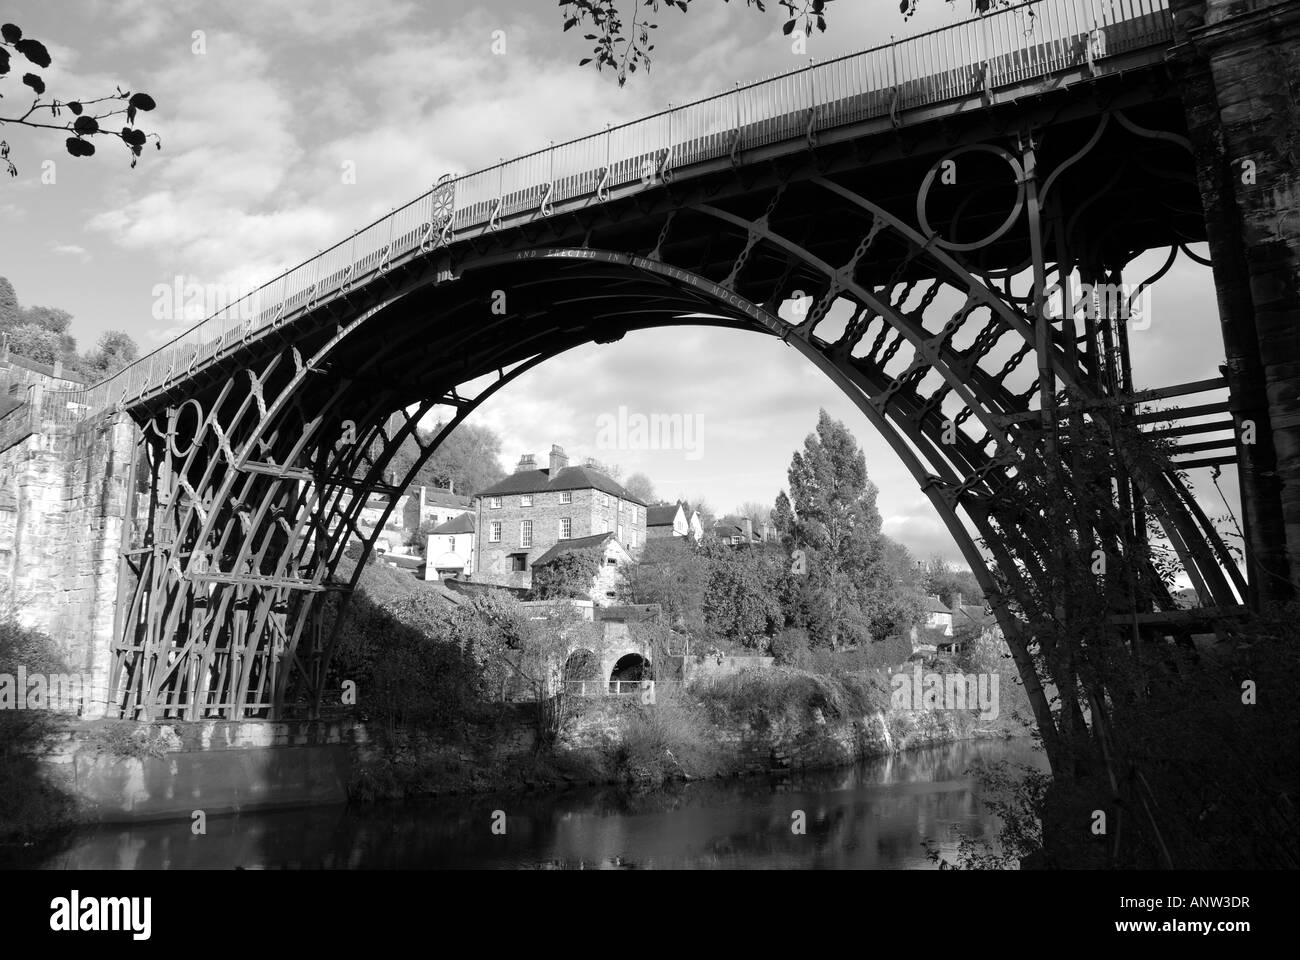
[424,513,476,581]
[646,502,689,539]
[952,593,994,633]
[647,500,709,541]
[711,515,760,545]
[471,444,646,591]
[403,484,473,533]
[921,595,955,637]
[681,502,706,540]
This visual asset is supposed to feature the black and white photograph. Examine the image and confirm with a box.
[0,0,1292,936]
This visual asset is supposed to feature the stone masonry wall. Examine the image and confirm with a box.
[0,388,138,716]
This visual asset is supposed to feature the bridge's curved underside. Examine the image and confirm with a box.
[109,83,1241,720]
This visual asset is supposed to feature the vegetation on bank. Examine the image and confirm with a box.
[0,612,77,844]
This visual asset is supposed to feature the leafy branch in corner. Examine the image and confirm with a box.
[0,21,160,178]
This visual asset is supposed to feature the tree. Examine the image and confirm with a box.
[0,277,16,327]
[782,408,886,646]
[700,538,786,650]
[557,2,1016,86]
[682,495,716,528]
[623,471,656,504]
[617,536,709,636]
[923,553,984,608]
[388,420,506,496]
[0,21,160,178]
[529,549,603,600]
[84,330,138,377]
[20,305,70,335]
[3,323,60,364]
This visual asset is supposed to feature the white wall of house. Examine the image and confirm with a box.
[424,531,476,580]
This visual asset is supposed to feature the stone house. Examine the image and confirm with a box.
[529,532,633,606]
[471,444,646,591]
[423,513,476,580]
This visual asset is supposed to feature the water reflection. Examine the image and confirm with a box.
[18,738,1046,870]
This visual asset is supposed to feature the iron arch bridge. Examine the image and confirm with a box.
[38,0,1247,720]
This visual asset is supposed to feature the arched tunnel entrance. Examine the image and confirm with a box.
[609,653,650,694]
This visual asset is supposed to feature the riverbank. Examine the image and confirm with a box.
[8,738,1048,870]
[2,666,1031,841]
[350,666,1032,802]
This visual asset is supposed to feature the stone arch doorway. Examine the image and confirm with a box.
[609,653,650,692]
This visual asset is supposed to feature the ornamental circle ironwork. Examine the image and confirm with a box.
[916,143,1026,253]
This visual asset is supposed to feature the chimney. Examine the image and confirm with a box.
[549,444,569,475]
[742,517,753,542]
[515,453,536,473]
[52,358,62,379]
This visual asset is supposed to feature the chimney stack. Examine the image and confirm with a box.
[515,453,536,473]
[549,444,569,475]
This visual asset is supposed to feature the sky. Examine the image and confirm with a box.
[0,0,1241,569]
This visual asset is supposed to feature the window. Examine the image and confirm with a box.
[449,537,455,551]
[606,558,618,567]
[629,529,637,548]
[520,520,533,548]
[598,492,607,507]
[560,518,572,539]
[511,554,527,572]
[560,490,572,504]
[489,522,502,543]
[489,497,501,509]
[520,494,533,507]
[617,499,624,512]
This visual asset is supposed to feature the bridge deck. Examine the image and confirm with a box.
[25,0,1172,420]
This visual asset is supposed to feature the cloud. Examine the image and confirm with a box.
[49,242,90,260]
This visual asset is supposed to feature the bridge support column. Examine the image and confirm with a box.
[1171,0,1300,605]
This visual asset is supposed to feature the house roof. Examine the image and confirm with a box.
[645,504,681,527]
[530,531,615,567]
[423,488,472,509]
[431,513,475,535]
[474,464,645,505]
[712,517,756,540]
[924,596,954,615]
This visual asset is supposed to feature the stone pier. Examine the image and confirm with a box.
[0,354,138,716]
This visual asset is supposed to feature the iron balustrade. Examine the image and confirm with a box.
[47,0,1171,418]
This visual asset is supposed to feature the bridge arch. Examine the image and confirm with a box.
[104,129,1237,728]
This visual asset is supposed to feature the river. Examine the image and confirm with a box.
[22,737,1046,870]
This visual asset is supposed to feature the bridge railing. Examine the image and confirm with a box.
[59,0,1171,418]
[563,679,656,698]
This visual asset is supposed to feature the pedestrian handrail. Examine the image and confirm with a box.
[50,0,1171,418]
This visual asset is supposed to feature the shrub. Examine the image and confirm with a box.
[770,627,811,668]
[692,666,890,725]
[0,613,76,842]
